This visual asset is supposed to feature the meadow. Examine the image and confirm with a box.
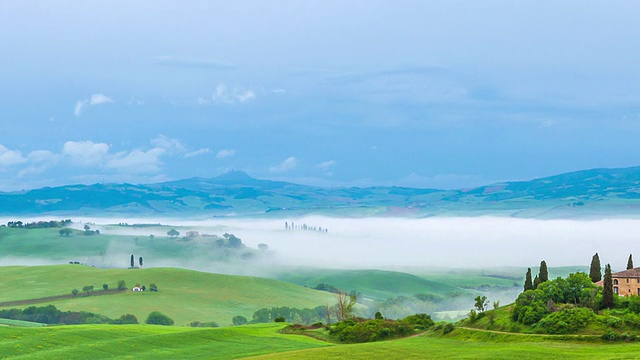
[0,265,334,326]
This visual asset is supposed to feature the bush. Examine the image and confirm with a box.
[274,316,286,322]
[189,321,219,328]
[145,311,174,326]
[232,315,248,326]
[442,323,455,334]
[536,307,595,334]
[112,314,138,324]
[117,280,126,290]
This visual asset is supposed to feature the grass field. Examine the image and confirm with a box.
[275,268,466,300]
[0,318,46,327]
[0,265,334,326]
[2,323,637,360]
[247,328,640,360]
[0,323,331,359]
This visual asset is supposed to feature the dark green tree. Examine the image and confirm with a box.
[602,264,614,309]
[130,254,134,268]
[102,283,108,291]
[539,260,549,283]
[589,253,602,283]
[139,256,143,267]
[524,268,533,291]
[628,254,634,270]
[232,315,248,325]
[474,295,489,313]
[59,228,72,237]
[117,280,126,290]
[145,311,174,326]
[533,275,540,290]
[167,229,180,237]
[71,289,79,296]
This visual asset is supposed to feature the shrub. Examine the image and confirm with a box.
[274,316,286,322]
[232,315,248,326]
[442,323,455,334]
[117,280,126,290]
[145,311,174,326]
[536,307,595,334]
[189,321,219,328]
[112,314,138,324]
[71,289,79,296]
[102,283,109,291]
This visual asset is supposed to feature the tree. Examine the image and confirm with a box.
[130,254,134,268]
[602,264,614,309]
[628,254,634,270]
[117,280,126,290]
[82,285,94,295]
[258,243,269,252]
[533,275,540,290]
[167,229,180,237]
[139,257,143,267]
[374,311,384,320]
[146,311,174,326]
[71,289,79,296]
[333,291,357,322]
[103,283,108,291]
[474,295,489,313]
[59,228,72,237]
[589,253,602,282]
[149,283,158,292]
[539,260,549,283]
[84,224,90,231]
[524,268,533,291]
[232,315,248,326]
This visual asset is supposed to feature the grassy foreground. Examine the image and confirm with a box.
[0,265,333,326]
[247,328,640,360]
[0,323,330,359]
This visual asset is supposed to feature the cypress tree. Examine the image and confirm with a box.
[539,260,549,283]
[524,268,533,291]
[139,256,143,267]
[602,264,614,309]
[130,254,134,268]
[589,253,602,283]
[628,254,634,270]
[533,275,540,290]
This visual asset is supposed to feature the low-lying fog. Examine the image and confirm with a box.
[7,215,637,271]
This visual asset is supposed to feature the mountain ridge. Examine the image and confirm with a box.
[2,166,640,218]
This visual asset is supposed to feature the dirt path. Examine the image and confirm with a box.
[456,326,599,338]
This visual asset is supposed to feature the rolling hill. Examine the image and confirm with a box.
[1,166,640,218]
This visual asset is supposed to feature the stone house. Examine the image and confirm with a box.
[603,268,640,296]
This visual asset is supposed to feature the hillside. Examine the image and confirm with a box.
[0,265,334,326]
[2,166,640,218]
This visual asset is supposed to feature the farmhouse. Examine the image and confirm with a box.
[608,268,640,296]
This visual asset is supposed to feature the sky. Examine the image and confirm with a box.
[1,1,639,191]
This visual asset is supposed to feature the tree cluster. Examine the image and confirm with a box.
[326,313,434,343]
[284,221,328,234]
[5,220,71,229]
[0,305,137,325]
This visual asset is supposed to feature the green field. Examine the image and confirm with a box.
[0,265,333,326]
[1,323,638,359]
[275,268,466,300]
[0,323,330,359]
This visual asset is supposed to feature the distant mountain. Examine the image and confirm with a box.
[2,168,640,218]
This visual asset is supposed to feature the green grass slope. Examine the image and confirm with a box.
[0,265,334,326]
[248,328,640,360]
[275,268,464,300]
[0,323,330,359]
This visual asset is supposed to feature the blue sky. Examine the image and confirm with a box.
[1,1,639,191]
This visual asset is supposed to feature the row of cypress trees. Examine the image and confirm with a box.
[523,260,549,291]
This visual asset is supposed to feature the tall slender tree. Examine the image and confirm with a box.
[602,264,614,309]
[533,275,540,290]
[628,254,634,270]
[130,254,134,268]
[539,260,549,283]
[524,268,533,291]
[139,256,143,267]
[589,253,602,283]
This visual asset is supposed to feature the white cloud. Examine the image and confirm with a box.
[270,156,298,173]
[151,135,185,154]
[0,144,26,167]
[106,148,166,174]
[317,160,336,170]
[63,140,110,166]
[74,93,113,116]
[216,149,235,159]
[212,83,256,104]
[185,148,212,158]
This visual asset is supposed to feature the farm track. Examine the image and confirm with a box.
[0,289,126,307]
[457,326,600,338]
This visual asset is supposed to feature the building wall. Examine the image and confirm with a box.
[612,276,640,296]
